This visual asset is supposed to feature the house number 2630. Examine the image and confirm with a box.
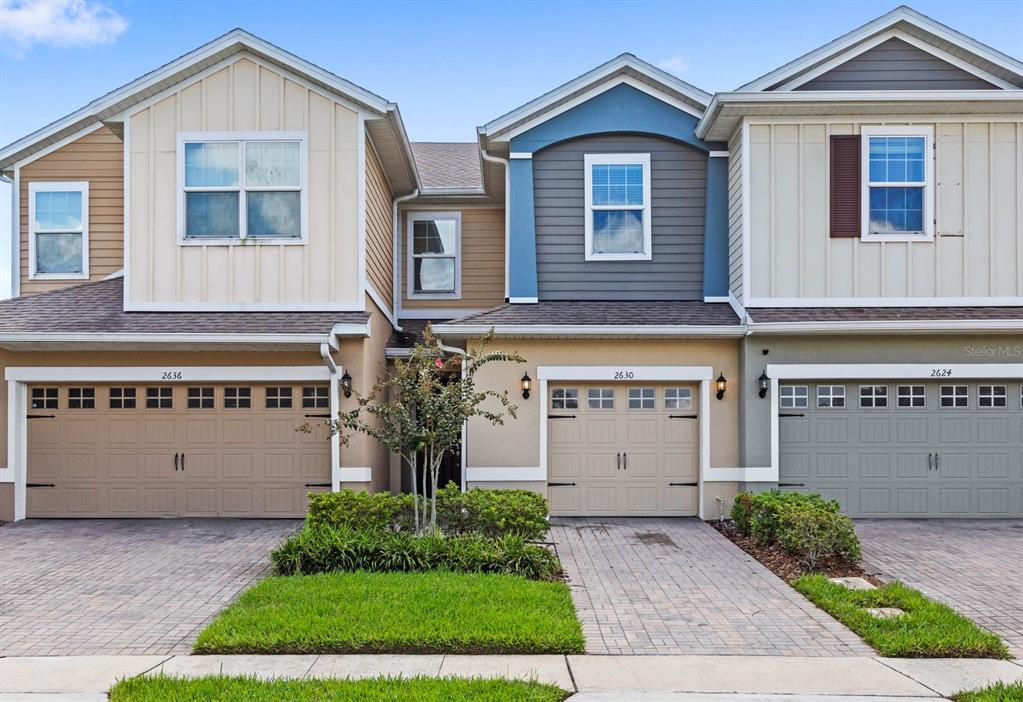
[161,371,183,380]
[613,371,635,380]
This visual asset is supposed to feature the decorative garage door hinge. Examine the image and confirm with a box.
[548,414,577,419]
[26,414,56,419]
[668,482,698,487]
[669,414,698,419]
[304,413,331,418]
[548,482,577,487]
[304,482,332,488]
[778,413,806,418]
[778,483,806,488]
[27,483,56,488]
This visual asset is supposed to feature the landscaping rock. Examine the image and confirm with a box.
[829,576,876,590]
[865,607,906,619]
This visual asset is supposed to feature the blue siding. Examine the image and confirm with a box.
[508,158,538,299]
[703,156,729,298]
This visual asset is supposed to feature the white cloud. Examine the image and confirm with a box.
[0,0,128,55]
[658,55,690,75]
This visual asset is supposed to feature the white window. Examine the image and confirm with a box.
[861,126,933,242]
[664,387,692,410]
[816,385,845,408]
[940,385,969,408]
[897,385,926,408]
[780,385,808,409]
[178,132,306,243]
[551,388,579,410]
[978,385,1007,408]
[28,181,89,279]
[587,388,614,410]
[407,212,461,298]
[583,153,652,261]
[628,387,655,410]
[859,385,888,408]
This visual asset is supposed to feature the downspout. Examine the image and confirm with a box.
[479,147,509,300]
[320,342,341,492]
[437,340,469,493]
[391,189,419,330]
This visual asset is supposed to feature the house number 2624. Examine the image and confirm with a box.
[929,368,953,377]
[613,371,635,380]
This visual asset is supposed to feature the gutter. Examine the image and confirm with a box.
[431,324,747,338]
[746,320,1023,335]
[391,188,420,329]
[479,145,510,300]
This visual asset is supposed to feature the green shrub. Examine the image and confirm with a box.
[271,524,563,581]
[777,505,861,571]
[731,489,840,544]
[307,485,550,541]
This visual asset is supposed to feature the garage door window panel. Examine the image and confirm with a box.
[628,388,655,410]
[266,386,293,409]
[302,386,328,409]
[108,387,136,409]
[146,387,173,409]
[187,386,215,409]
[31,387,58,410]
[664,388,692,410]
[225,387,251,409]
[859,385,888,408]
[978,385,1006,408]
[587,388,614,410]
[780,385,809,409]
[897,385,926,408]
[551,388,578,410]
[940,385,969,408]
[817,385,846,408]
[68,387,95,409]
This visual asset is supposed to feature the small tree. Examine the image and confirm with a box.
[328,326,523,533]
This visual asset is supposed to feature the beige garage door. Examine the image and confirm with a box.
[27,383,332,518]
[547,382,699,516]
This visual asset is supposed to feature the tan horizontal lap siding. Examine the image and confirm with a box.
[20,126,124,295]
[365,138,394,309]
[401,207,505,309]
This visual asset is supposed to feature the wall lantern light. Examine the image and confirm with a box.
[715,373,727,400]
[520,372,532,400]
[341,371,353,398]
[758,371,770,399]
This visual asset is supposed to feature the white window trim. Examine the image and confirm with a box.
[28,181,89,280]
[816,384,846,409]
[406,210,462,299]
[977,384,1007,409]
[860,125,934,243]
[583,153,652,261]
[859,384,889,408]
[176,131,309,246]
[779,384,809,409]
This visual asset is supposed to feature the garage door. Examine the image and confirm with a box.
[778,381,1023,517]
[547,382,699,516]
[27,383,332,518]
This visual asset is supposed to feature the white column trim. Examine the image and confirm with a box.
[698,379,711,519]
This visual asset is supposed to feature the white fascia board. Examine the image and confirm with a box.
[123,301,367,312]
[0,333,331,346]
[431,324,747,337]
[766,362,1023,380]
[747,320,1023,335]
[537,365,714,381]
[5,365,331,382]
[745,296,1023,307]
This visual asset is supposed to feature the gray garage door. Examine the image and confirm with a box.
[778,381,1023,517]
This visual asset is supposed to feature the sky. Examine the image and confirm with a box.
[0,0,1021,296]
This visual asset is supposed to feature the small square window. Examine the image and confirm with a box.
[109,387,137,409]
[897,385,926,408]
[68,387,96,409]
[817,385,845,408]
[859,385,888,408]
[31,387,58,410]
[224,386,251,409]
[780,385,808,409]
[664,387,692,410]
[940,385,969,408]
[146,387,173,409]
[302,386,329,409]
[187,386,215,409]
[266,386,293,409]
[587,388,614,410]
[628,387,655,409]
[551,388,579,410]
[978,385,1006,408]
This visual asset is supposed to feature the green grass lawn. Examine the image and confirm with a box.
[952,682,1023,702]
[109,675,570,702]
[793,575,1008,659]
[193,571,584,655]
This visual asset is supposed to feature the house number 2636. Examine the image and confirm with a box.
[613,371,635,380]
[161,371,183,380]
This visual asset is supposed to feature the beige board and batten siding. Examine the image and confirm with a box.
[748,120,1023,300]
[365,137,394,308]
[127,55,361,308]
[19,126,124,295]
[400,207,505,309]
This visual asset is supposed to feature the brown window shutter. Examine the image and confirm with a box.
[830,135,861,238]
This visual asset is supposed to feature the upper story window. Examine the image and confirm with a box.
[28,181,89,280]
[583,154,651,261]
[861,126,933,242]
[408,212,460,298]
[178,132,306,244]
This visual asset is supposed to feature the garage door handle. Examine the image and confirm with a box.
[623,452,627,470]
[173,453,179,471]
[928,453,933,470]
[934,453,939,472]
[181,453,185,472]
[616,452,621,470]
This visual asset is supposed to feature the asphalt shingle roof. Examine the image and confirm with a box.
[748,306,1023,323]
[442,301,741,326]
[410,142,482,190]
[0,278,368,335]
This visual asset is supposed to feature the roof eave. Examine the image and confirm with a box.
[432,324,746,338]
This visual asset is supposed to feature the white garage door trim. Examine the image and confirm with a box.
[765,363,1023,482]
[3,365,340,521]
[537,365,715,518]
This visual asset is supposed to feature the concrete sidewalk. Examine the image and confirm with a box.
[1,654,1020,700]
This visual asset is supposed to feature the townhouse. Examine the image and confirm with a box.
[0,6,1020,522]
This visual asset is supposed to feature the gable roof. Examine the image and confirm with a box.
[0,29,419,193]
[480,53,712,145]
[739,5,1023,92]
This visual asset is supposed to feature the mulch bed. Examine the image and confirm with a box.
[711,520,880,584]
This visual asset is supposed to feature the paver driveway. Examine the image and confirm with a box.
[0,519,300,656]
[550,518,871,656]
[858,519,1023,658]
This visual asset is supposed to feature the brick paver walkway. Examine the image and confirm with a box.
[550,518,872,656]
[858,519,1023,658]
[0,519,300,656]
